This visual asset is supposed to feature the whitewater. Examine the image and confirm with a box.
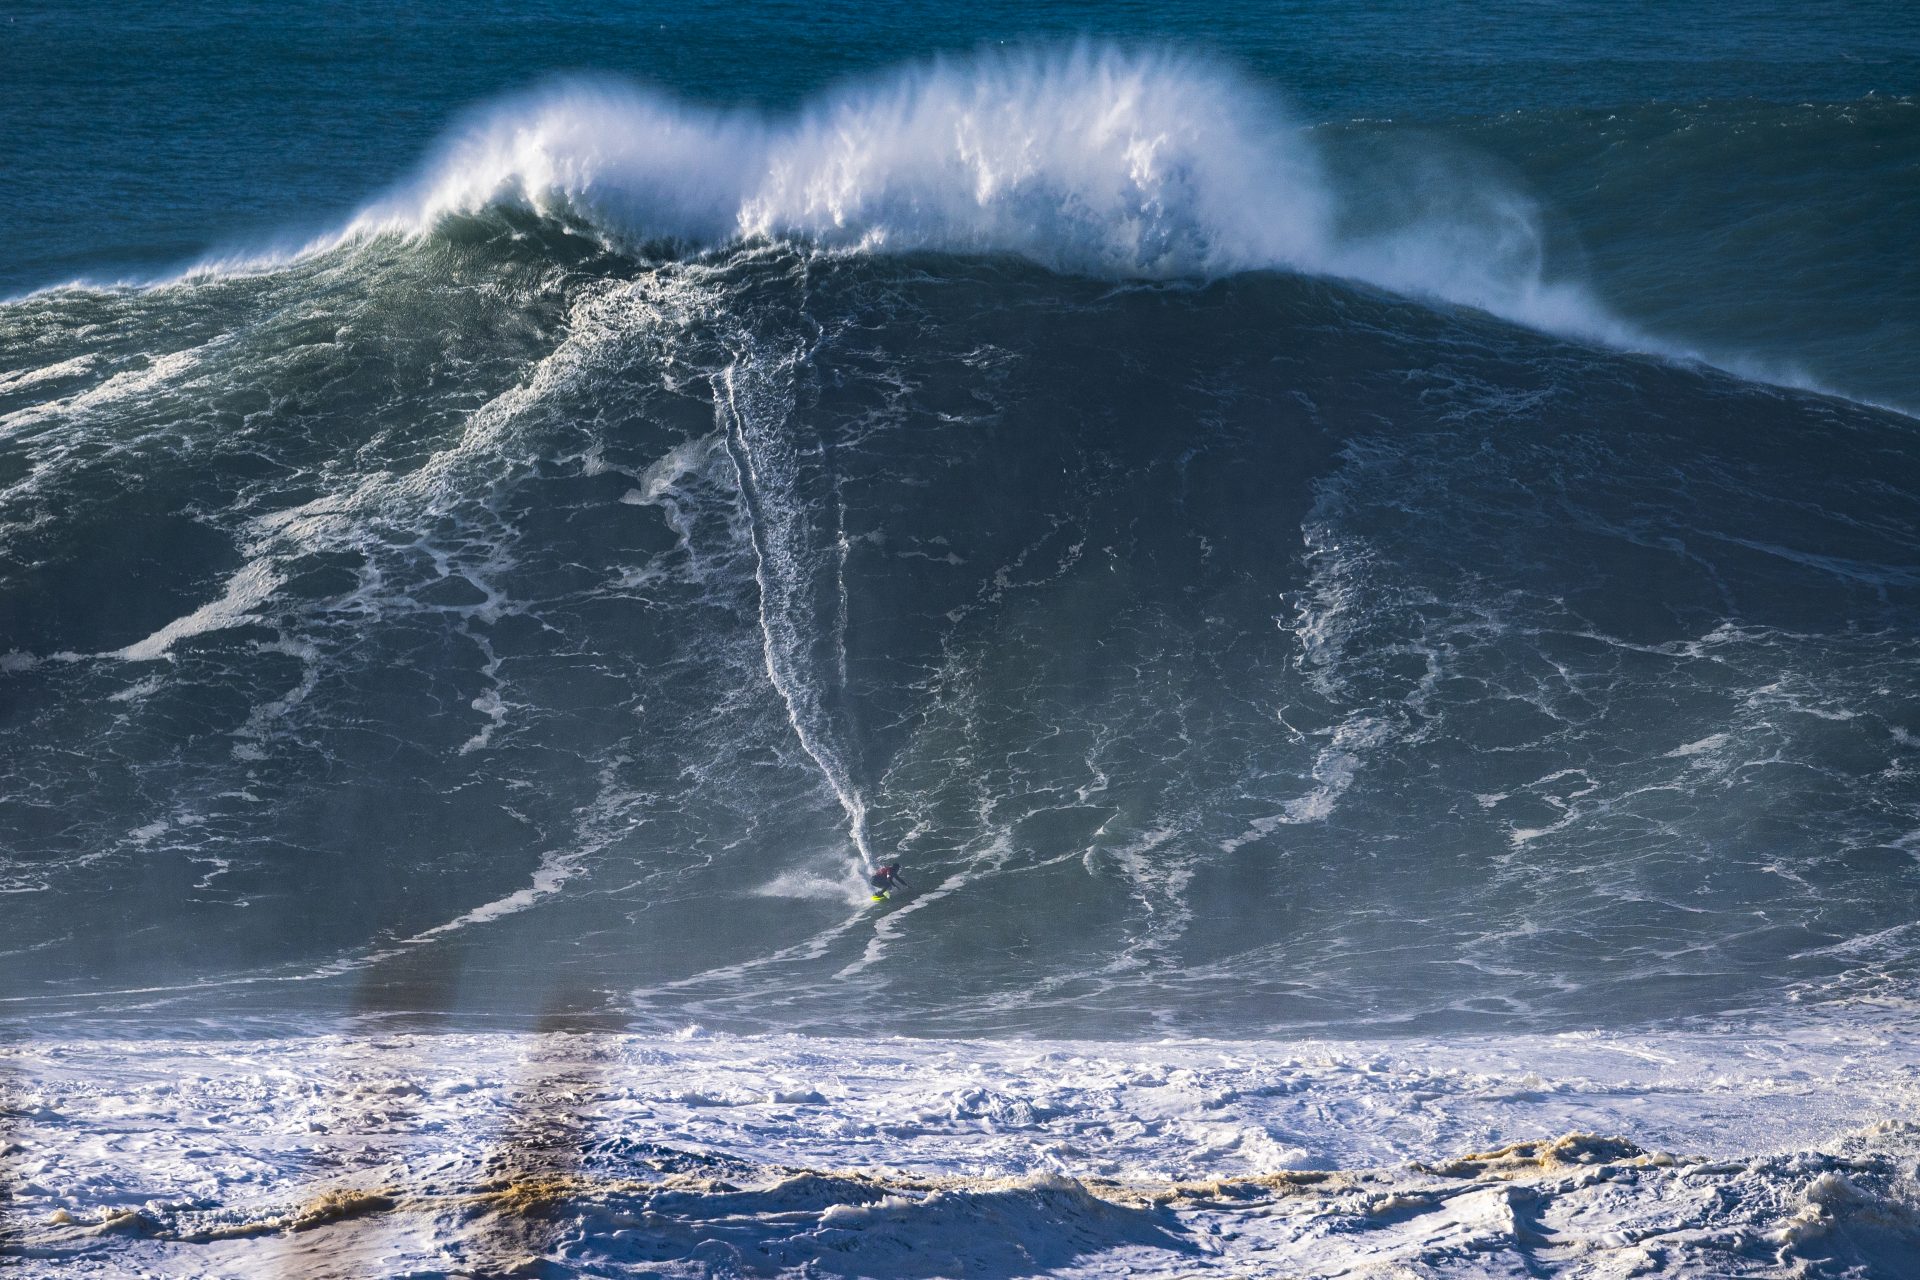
[11,1023,1920,1276]
[6,21,1920,1279]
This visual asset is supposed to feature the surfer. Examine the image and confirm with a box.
[869,863,910,898]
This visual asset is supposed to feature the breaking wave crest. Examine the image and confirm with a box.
[312,46,1632,346]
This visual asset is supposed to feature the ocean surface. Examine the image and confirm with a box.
[5,3,1920,1275]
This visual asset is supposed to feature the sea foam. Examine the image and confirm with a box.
[9,1022,1919,1276]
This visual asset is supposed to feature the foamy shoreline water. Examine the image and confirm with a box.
[7,1018,1917,1275]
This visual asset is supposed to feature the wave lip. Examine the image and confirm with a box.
[348,79,771,249]
[318,42,1641,353]
[346,47,1332,281]
[740,45,1331,277]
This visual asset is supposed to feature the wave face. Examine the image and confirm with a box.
[5,33,1920,1041]
[12,20,1920,1278]
[5,186,1920,1035]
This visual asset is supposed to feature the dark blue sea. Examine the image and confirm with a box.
[5,5,1920,1274]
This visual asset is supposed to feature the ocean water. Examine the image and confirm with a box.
[5,3,1920,1275]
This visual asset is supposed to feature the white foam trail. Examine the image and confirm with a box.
[719,359,875,870]
[114,558,285,662]
[750,869,861,902]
